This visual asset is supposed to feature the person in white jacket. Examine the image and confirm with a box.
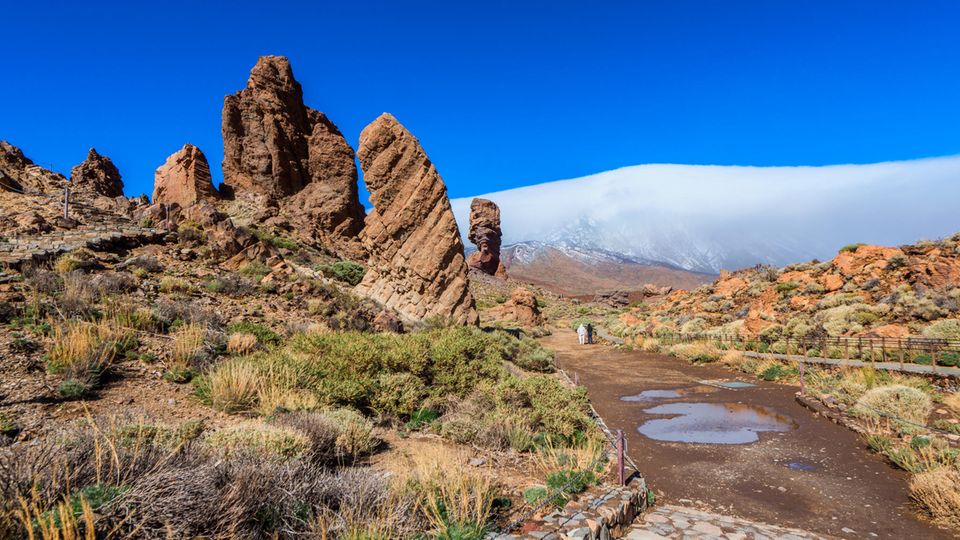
[577,323,587,345]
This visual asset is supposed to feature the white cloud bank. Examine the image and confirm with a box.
[451,156,960,273]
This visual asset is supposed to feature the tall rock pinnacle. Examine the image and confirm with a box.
[354,113,478,326]
[466,198,507,277]
[221,55,365,255]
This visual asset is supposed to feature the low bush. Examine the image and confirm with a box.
[204,422,312,459]
[227,321,281,346]
[854,384,933,426]
[668,342,720,363]
[159,276,193,294]
[54,248,97,273]
[239,261,271,281]
[839,243,865,253]
[319,260,366,286]
[513,337,556,372]
[910,467,960,529]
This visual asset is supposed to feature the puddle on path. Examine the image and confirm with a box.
[713,381,756,389]
[637,402,797,444]
[620,385,716,402]
[785,461,817,471]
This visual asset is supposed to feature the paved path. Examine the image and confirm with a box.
[627,505,830,539]
[541,328,947,539]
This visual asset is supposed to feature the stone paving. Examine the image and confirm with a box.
[625,505,830,540]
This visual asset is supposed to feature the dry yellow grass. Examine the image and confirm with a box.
[205,359,260,413]
[944,392,960,415]
[720,350,744,366]
[384,444,497,535]
[640,338,660,353]
[909,467,960,528]
[226,332,258,355]
[46,320,127,380]
[170,323,206,369]
[533,436,606,477]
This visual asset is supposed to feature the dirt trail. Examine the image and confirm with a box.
[541,328,949,539]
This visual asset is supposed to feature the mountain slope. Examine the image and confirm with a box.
[452,156,960,274]
[500,241,714,296]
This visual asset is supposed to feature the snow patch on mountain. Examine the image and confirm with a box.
[452,156,960,273]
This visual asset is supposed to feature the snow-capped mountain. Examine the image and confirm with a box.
[452,155,960,275]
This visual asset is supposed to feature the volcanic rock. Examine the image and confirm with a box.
[488,287,544,327]
[593,290,630,307]
[153,144,219,207]
[355,113,478,325]
[221,56,365,256]
[70,148,124,197]
[0,141,67,194]
[466,198,506,277]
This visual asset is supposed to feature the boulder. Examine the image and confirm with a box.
[70,148,124,197]
[488,287,544,326]
[593,290,630,307]
[221,56,365,256]
[465,198,506,277]
[0,140,67,194]
[153,144,219,207]
[354,113,478,326]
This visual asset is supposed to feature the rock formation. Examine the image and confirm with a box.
[221,56,365,256]
[153,144,219,207]
[355,113,478,326]
[488,287,544,327]
[466,198,507,277]
[0,141,67,194]
[70,148,124,197]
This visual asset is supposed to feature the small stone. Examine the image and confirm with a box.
[841,527,856,534]
[468,457,486,467]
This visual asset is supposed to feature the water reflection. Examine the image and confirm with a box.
[637,402,796,444]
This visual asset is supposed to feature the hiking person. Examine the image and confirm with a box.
[577,323,587,345]
[587,323,594,344]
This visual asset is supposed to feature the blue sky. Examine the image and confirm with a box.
[3,1,959,201]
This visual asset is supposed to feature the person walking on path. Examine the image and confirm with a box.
[577,323,587,345]
[586,323,594,344]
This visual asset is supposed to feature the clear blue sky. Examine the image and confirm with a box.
[3,1,959,200]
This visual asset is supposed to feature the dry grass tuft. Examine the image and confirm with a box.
[668,342,721,363]
[203,422,311,459]
[46,320,131,398]
[202,360,260,413]
[170,323,207,368]
[944,392,960,415]
[640,338,660,353]
[226,332,258,355]
[909,467,960,528]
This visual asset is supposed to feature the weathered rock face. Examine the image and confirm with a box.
[70,148,124,197]
[355,113,478,326]
[153,144,219,207]
[466,198,506,277]
[0,141,67,194]
[488,287,544,327]
[221,56,365,256]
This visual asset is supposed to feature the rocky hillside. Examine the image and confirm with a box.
[501,241,714,297]
[614,235,960,343]
[2,55,477,328]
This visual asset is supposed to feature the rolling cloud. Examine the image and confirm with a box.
[451,155,960,273]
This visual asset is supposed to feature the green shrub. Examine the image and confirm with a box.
[519,377,590,438]
[319,260,366,286]
[227,321,282,346]
[405,408,440,430]
[252,228,300,250]
[372,372,427,417]
[923,319,960,342]
[775,282,800,294]
[239,261,271,281]
[513,338,555,372]
[839,243,865,253]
